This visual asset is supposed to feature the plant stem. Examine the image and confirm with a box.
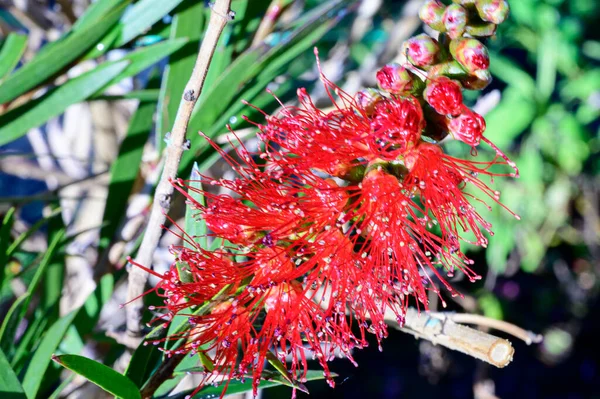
[125,0,234,340]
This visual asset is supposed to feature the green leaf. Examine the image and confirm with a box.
[99,99,154,252]
[483,87,537,149]
[0,5,125,105]
[0,61,128,146]
[92,89,161,102]
[22,311,78,399]
[124,327,167,388]
[5,207,61,258]
[0,349,26,399]
[116,0,186,47]
[489,53,537,99]
[0,229,65,354]
[0,34,27,81]
[72,0,124,31]
[156,1,206,150]
[0,207,16,288]
[102,38,189,90]
[166,370,332,399]
[0,295,28,356]
[184,163,207,250]
[53,354,141,399]
[537,30,558,102]
[560,69,600,101]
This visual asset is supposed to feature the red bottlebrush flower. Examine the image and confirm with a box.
[424,77,464,116]
[369,96,425,160]
[344,167,473,319]
[447,106,486,146]
[404,142,519,251]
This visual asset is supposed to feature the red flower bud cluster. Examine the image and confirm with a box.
[133,3,519,398]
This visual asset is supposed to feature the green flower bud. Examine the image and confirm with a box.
[476,0,510,24]
[443,4,468,39]
[460,69,493,90]
[404,34,440,67]
[450,37,490,73]
[419,0,446,32]
[427,60,465,80]
[465,21,497,37]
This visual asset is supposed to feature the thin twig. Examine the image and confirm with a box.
[140,352,187,399]
[394,308,515,368]
[125,0,234,340]
[445,313,544,345]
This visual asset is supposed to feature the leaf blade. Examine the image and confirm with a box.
[0,34,27,80]
[0,61,129,146]
[53,354,141,399]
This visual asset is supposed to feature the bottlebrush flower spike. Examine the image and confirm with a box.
[133,2,519,396]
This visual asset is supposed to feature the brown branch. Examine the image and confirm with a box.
[125,0,234,339]
[140,352,187,399]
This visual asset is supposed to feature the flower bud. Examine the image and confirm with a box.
[404,34,440,67]
[419,0,446,31]
[465,22,497,37]
[476,0,510,25]
[424,77,463,116]
[376,63,413,94]
[452,0,476,4]
[460,69,492,90]
[450,38,490,73]
[447,106,486,146]
[427,60,465,80]
[443,4,468,39]
[355,88,385,116]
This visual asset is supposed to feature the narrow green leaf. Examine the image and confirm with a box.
[489,53,537,99]
[99,99,154,251]
[92,89,161,102]
[124,327,167,388]
[157,1,205,149]
[484,87,538,149]
[0,6,125,105]
[166,370,332,399]
[0,229,65,353]
[5,207,61,258]
[0,34,27,80]
[53,354,141,399]
[116,0,186,47]
[0,207,16,288]
[265,352,308,393]
[22,311,78,399]
[0,61,128,146]
[72,0,124,31]
[0,294,28,355]
[0,349,26,399]
[184,163,207,250]
[537,30,558,102]
[102,38,189,90]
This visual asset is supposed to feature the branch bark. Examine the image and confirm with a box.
[125,0,234,339]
